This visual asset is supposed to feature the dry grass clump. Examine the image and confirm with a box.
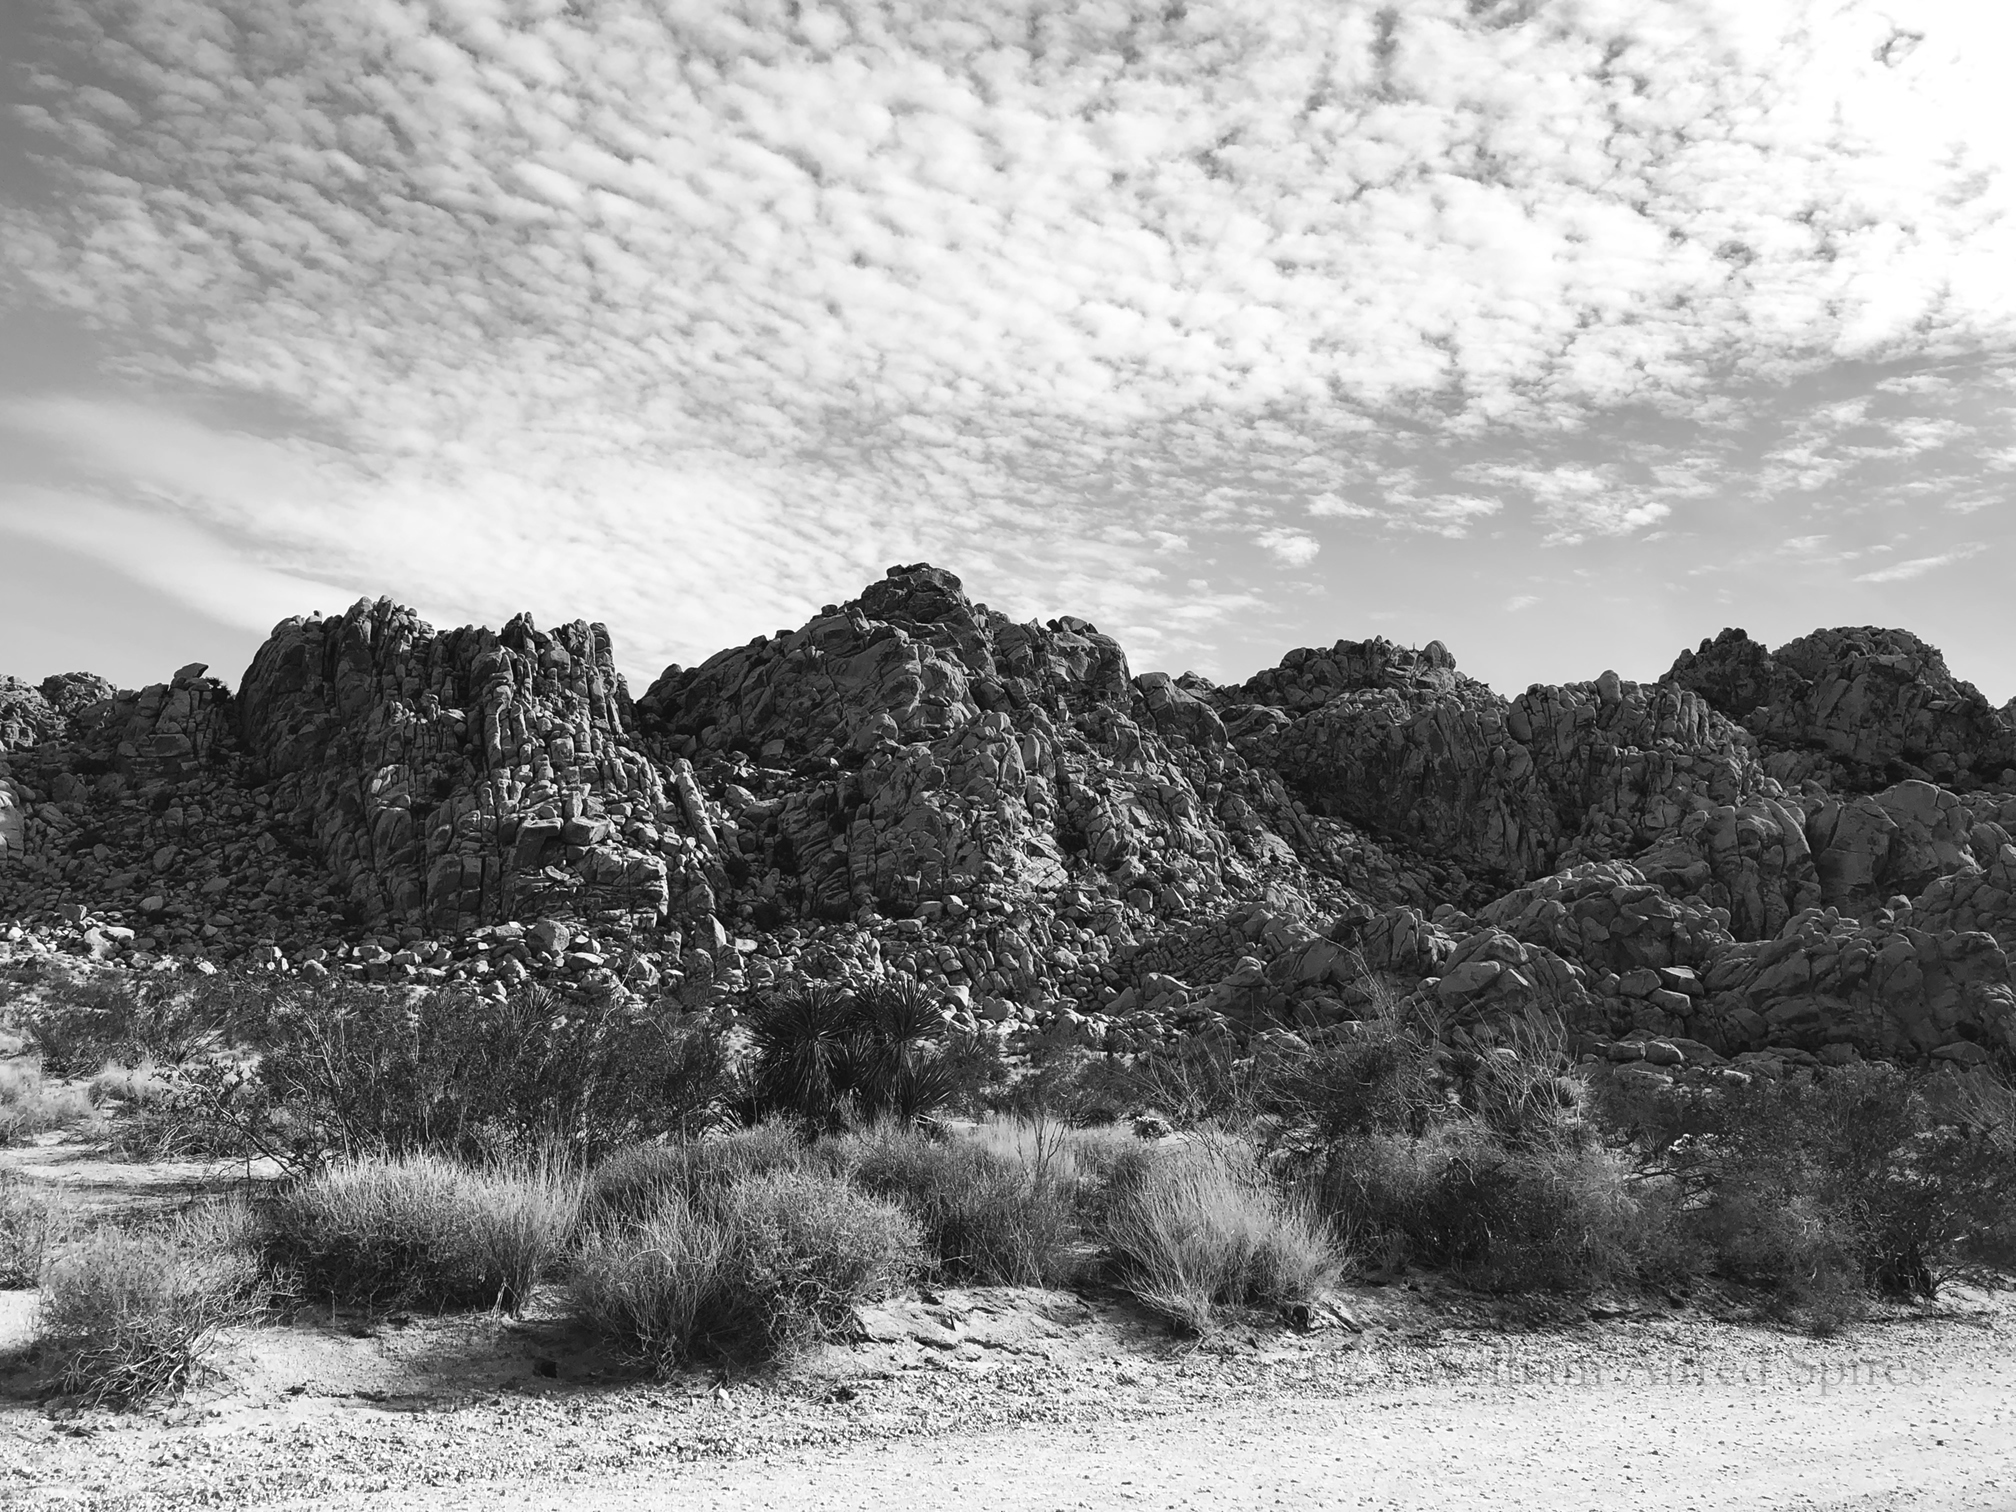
[268,1152,580,1313]
[0,1171,76,1288]
[0,1059,100,1145]
[826,1121,1082,1287]
[572,1167,919,1368]
[1095,1141,1335,1335]
[34,1201,261,1406]
[581,1122,808,1226]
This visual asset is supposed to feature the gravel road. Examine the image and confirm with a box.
[5,1290,2009,1512]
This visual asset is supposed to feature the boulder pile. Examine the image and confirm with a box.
[3,565,2012,1075]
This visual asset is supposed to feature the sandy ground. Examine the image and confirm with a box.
[377,1348,2015,1512]
[3,1137,2011,1511]
[1,1284,2009,1512]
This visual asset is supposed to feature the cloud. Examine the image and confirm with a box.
[1853,543,1987,582]
[1257,529,1320,566]
[1455,462,1670,543]
[1504,594,1540,612]
[0,484,355,634]
[0,0,2011,684]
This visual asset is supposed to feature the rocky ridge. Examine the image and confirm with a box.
[3,565,2013,1080]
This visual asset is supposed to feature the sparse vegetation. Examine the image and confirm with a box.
[0,1058,100,1145]
[141,979,735,1171]
[20,973,244,1076]
[4,949,2012,1413]
[34,1200,262,1406]
[1093,1139,1335,1334]
[572,1167,920,1368]
[581,1121,809,1227]
[266,1151,581,1313]
[1617,1061,2016,1308]
[826,1120,1082,1286]
[0,1170,75,1287]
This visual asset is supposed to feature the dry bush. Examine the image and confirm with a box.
[582,1122,810,1226]
[962,1113,1139,1193]
[570,1199,734,1371]
[0,1059,100,1145]
[210,979,733,1169]
[824,1121,1080,1287]
[21,975,240,1075]
[1309,1124,1669,1292]
[1626,1062,2016,1306]
[35,1202,261,1406]
[0,1171,76,1288]
[572,1168,919,1368]
[269,1152,580,1313]
[1095,1141,1335,1334]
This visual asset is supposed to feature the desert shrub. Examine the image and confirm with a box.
[1321,1126,1672,1291]
[582,1122,810,1226]
[826,1121,1080,1286]
[21,974,241,1075]
[1094,1141,1335,1333]
[570,1199,734,1371]
[987,1043,1140,1126]
[746,977,962,1131]
[1629,1063,2016,1302]
[35,1203,261,1406]
[962,1113,1139,1195]
[268,1152,580,1313]
[196,979,732,1167]
[0,1059,100,1145]
[1253,1014,1446,1142]
[0,1171,76,1287]
[572,1168,920,1367]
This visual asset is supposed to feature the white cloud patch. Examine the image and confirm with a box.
[0,0,2011,678]
[1456,462,1670,543]
[1257,529,1320,566]
[1853,543,1987,583]
[1504,594,1540,612]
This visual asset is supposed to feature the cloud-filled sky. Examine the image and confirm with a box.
[1,0,2011,699]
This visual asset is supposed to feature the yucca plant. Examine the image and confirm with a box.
[746,976,958,1130]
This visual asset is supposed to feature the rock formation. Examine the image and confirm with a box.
[3,567,2013,1075]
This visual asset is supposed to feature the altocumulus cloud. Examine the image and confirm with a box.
[1,0,2013,683]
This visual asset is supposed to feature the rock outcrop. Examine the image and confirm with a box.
[238,599,681,932]
[1669,626,2016,791]
[3,566,2013,1072]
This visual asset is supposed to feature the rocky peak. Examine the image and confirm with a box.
[1667,624,2015,791]
[1227,635,1470,712]
[238,596,673,931]
[0,679,64,753]
[2,564,2013,1075]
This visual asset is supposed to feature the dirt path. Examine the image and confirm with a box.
[305,1333,2016,1512]
[6,1291,2008,1512]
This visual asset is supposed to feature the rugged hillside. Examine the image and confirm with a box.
[3,564,2013,1076]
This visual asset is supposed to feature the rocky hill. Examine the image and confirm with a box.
[3,564,2013,1078]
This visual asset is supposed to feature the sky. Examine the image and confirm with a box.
[0,0,2011,702]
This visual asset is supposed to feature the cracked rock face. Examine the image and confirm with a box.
[3,566,2014,1072]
